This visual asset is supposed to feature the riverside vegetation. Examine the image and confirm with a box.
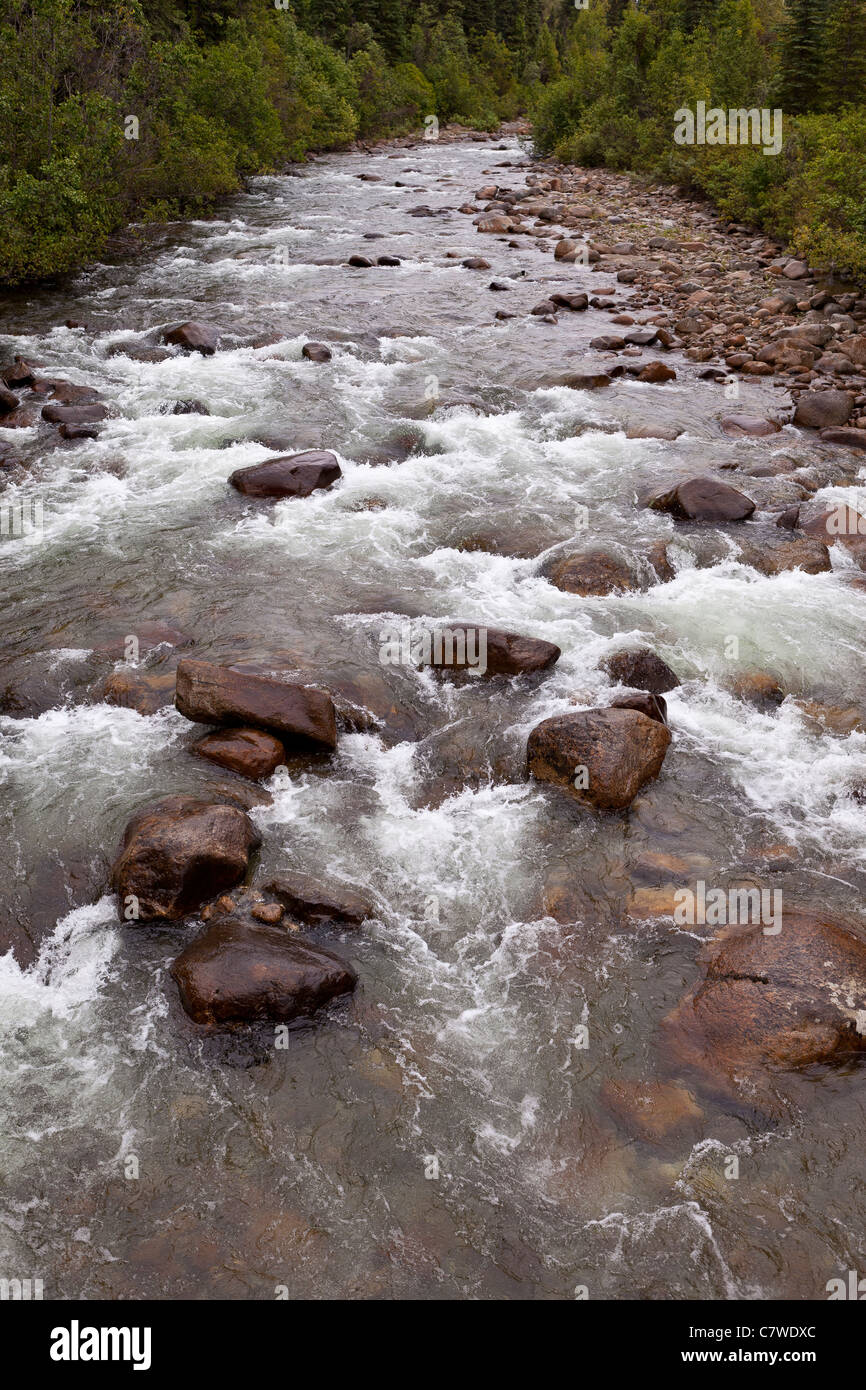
[1,0,865,288]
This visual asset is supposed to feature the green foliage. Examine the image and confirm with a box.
[0,0,536,285]
[536,0,866,284]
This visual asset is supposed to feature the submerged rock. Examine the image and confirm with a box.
[527,707,671,810]
[265,871,374,929]
[170,918,357,1026]
[548,551,636,596]
[111,795,261,921]
[229,450,341,499]
[192,726,286,781]
[175,660,337,751]
[100,669,177,715]
[661,910,866,1091]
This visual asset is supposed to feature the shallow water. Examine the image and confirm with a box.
[2,136,866,1300]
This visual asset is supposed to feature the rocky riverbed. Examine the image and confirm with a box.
[2,123,866,1299]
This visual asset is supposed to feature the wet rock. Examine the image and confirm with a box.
[192,727,286,781]
[0,387,19,414]
[561,372,611,390]
[41,402,108,425]
[793,390,854,429]
[527,707,671,810]
[549,292,588,311]
[265,871,374,929]
[475,214,513,233]
[554,239,578,260]
[170,918,357,1026]
[736,534,831,575]
[647,476,755,522]
[176,660,337,751]
[301,343,332,363]
[661,910,866,1090]
[162,322,219,355]
[59,423,99,440]
[602,647,680,694]
[600,1078,703,1145]
[229,450,341,499]
[819,427,866,451]
[637,361,676,383]
[166,400,209,415]
[548,551,636,596]
[720,415,781,438]
[99,669,177,715]
[610,692,668,725]
[421,625,560,677]
[251,902,283,924]
[377,255,401,267]
[591,334,625,351]
[727,671,785,709]
[1,358,37,389]
[462,257,490,269]
[111,796,261,921]
[800,507,866,564]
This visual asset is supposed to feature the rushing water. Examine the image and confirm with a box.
[2,135,866,1300]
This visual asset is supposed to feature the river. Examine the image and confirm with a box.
[1,132,866,1300]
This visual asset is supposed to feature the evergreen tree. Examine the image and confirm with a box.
[777,0,828,112]
[819,0,866,107]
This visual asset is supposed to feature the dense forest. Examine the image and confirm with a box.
[0,0,864,286]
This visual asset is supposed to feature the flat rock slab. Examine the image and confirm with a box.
[170,918,357,1026]
[41,402,108,425]
[111,795,261,921]
[548,551,636,596]
[229,450,341,499]
[647,476,755,522]
[527,707,671,810]
[192,726,285,781]
[661,910,866,1092]
[175,660,337,751]
[265,871,373,929]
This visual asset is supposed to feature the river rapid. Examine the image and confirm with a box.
[2,132,866,1301]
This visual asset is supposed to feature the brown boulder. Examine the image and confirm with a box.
[793,390,854,429]
[548,551,636,596]
[175,660,337,751]
[265,871,373,929]
[0,386,18,414]
[229,450,341,499]
[602,647,680,694]
[647,476,755,522]
[637,361,676,383]
[41,402,108,425]
[527,707,671,810]
[720,415,781,438]
[192,727,285,781]
[111,796,261,921]
[661,910,866,1089]
[163,322,219,354]
[301,342,332,362]
[170,918,356,1026]
[819,427,866,451]
[422,625,560,677]
[736,534,831,576]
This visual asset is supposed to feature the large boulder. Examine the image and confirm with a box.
[110,796,261,921]
[192,727,285,781]
[175,660,337,751]
[162,321,219,355]
[602,647,680,694]
[421,625,560,677]
[265,871,374,929]
[527,707,671,810]
[170,918,357,1025]
[229,450,341,499]
[793,390,854,429]
[800,506,866,566]
[661,910,866,1091]
[647,476,755,522]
